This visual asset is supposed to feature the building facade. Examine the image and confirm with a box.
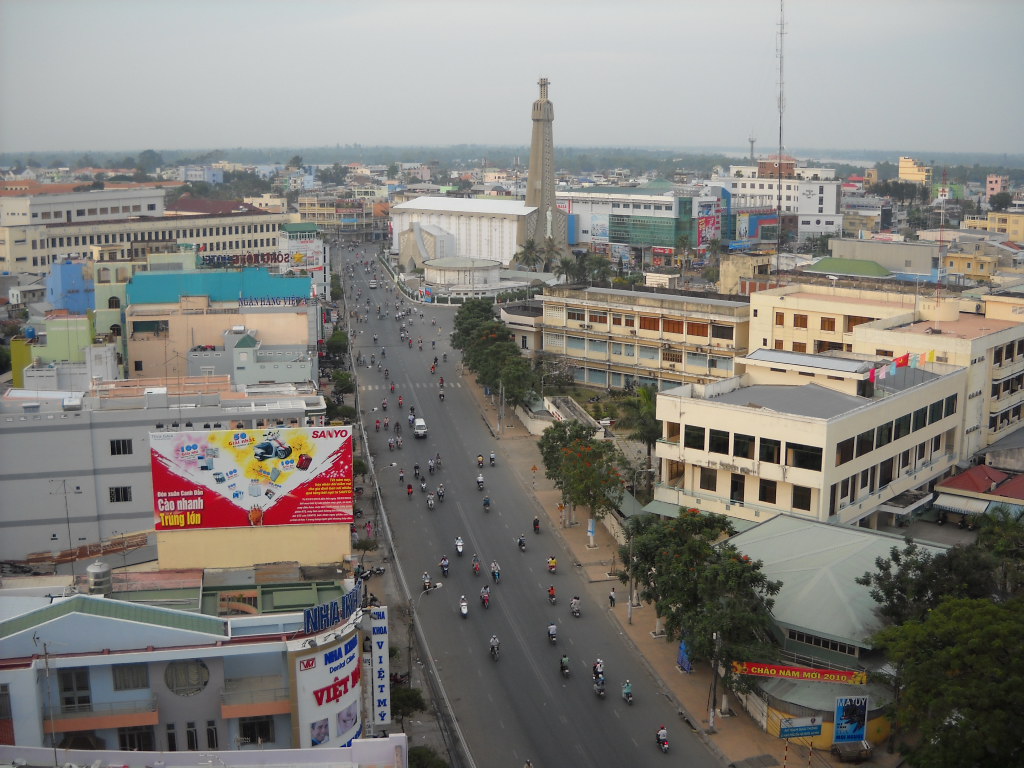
[539,285,750,389]
[898,156,933,185]
[961,211,1024,241]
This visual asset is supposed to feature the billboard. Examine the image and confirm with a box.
[697,216,720,247]
[591,213,609,242]
[150,426,354,530]
[294,629,363,748]
[834,696,869,743]
[732,661,867,685]
[369,606,392,726]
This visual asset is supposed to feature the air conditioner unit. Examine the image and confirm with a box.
[667,363,677,369]
[629,330,637,335]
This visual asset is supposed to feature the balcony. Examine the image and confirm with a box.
[221,677,291,719]
[43,697,158,733]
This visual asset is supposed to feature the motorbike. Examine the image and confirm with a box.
[420,478,428,492]
[440,560,449,578]
[533,518,540,534]
[489,454,496,466]
[480,592,490,609]
[490,644,500,661]
[622,685,634,705]
[517,537,526,552]
[472,560,481,576]
[547,626,557,644]
[570,603,581,618]
[459,599,468,619]
[422,577,432,592]
[491,568,501,584]
[548,592,557,605]
[477,477,485,491]
[455,538,464,556]
[593,676,606,698]
[560,660,570,678]
[439,390,445,402]
[357,565,386,581]
[477,456,484,468]
[548,561,557,574]
[483,498,492,512]
[437,487,445,502]
[427,495,435,510]
[656,734,669,754]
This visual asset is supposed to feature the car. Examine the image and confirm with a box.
[413,418,428,438]
[368,280,378,288]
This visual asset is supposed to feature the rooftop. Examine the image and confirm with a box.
[127,267,311,304]
[545,284,749,309]
[710,383,867,419]
[745,348,873,374]
[890,313,1019,340]
[392,196,536,216]
[803,258,891,278]
[937,464,1009,493]
[425,256,501,269]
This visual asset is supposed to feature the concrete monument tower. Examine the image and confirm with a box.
[523,77,567,248]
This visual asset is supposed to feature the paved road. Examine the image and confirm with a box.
[335,245,720,768]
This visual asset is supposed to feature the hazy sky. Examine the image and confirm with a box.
[1,0,1021,156]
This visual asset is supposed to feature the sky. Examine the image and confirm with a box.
[1,0,1021,157]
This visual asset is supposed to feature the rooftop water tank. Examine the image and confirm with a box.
[86,560,112,596]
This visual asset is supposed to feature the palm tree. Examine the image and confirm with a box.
[540,237,564,272]
[617,384,661,477]
[585,253,614,286]
[513,239,542,271]
[553,256,577,284]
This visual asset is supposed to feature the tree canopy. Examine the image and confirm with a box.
[538,420,627,520]
[451,299,538,408]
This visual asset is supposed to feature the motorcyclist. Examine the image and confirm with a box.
[439,376,445,386]
[517,533,526,549]
[480,585,490,606]
[489,634,500,653]
[437,483,445,500]
[547,622,557,641]
[570,595,581,615]
[476,473,484,489]
[560,654,570,674]
[547,556,558,571]
[490,561,500,581]
[533,516,540,533]
[427,492,435,509]
[459,595,468,613]
[382,399,388,411]
[548,585,556,601]
[477,454,484,467]
[414,463,420,478]
[472,554,481,575]
[656,726,668,746]
[622,680,633,698]
[420,477,428,492]
[439,555,449,574]
[455,536,464,552]
[483,496,492,510]
[428,458,435,474]
[593,659,605,679]
[398,395,404,408]
[489,451,496,465]
[422,572,431,590]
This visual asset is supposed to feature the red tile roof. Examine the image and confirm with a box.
[992,474,1024,502]
[166,195,263,215]
[937,465,1008,493]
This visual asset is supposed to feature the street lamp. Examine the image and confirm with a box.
[407,581,442,678]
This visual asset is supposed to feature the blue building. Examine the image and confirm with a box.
[46,258,95,314]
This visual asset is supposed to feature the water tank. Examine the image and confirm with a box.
[86,560,113,596]
[24,326,36,339]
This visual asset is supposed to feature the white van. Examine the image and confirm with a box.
[413,418,428,438]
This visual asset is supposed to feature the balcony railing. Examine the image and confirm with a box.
[44,696,157,720]
[222,677,289,706]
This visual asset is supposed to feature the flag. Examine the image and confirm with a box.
[918,352,928,367]
[869,368,876,383]
[910,354,918,368]
[878,366,887,380]
[895,353,910,368]
[890,362,897,376]
[927,350,935,363]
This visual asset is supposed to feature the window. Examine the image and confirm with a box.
[134,360,144,372]
[793,314,808,329]
[611,313,624,326]
[663,318,685,335]
[0,684,10,746]
[774,340,784,350]
[687,321,709,337]
[759,479,777,503]
[206,720,219,750]
[775,312,784,326]
[836,438,854,465]
[699,467,717,491]
[733,433,755,459]
[167,724,177,751]
[164,660,209,696]
[663,349,683,364]
[820,317,836,332]
[119,726,154,751]
[109,486,132,503]
[709,429,730,454]
[588,311,607,324]
[567,308,585,322]
[928,400,944,424]
[239,716,275,745]
[638,345,658,360]
[787,442,823,471]
[894,413,912,440]
[683,425,706,450]
[792,342,807,353]
[639,315,660,331]
[855,429,874,457]
[113,663,148,691]
[59,668,91,712]
[792,485,812,511]
[876,421,893,448]
[711,324,734,340]
[760,438,781,464]
[944,394,958,417]
[187,721,199,751]
[623,315,635,328]
[912,406,928,431]
[110,438,133,456]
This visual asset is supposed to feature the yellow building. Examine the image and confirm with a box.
[944,251,998,283]
[898,156,933,185]
[841,211,882,236]
[538,285,750,388]
[961,211,1024,241]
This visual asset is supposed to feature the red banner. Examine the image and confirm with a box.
[732,662,867,685]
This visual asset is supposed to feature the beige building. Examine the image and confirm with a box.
[750,284,1024,458]
[944,251,998,283]
[898,156,933,185]
[961,211,1024,241]
[539,285,750,389]
[654,349,966,527]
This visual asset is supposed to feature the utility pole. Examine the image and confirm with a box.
[709,631,723,733]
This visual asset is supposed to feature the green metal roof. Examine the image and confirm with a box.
[0,593,228,640]
[234,333,258,348]
[805,257,891,278]
[282,223,319,234]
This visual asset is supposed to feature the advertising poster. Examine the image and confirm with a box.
[370,606,392,726]
[295,630,362,748]
[697,216,720,247]
[591,214,609,242]
[150,426,354,530]
[736,214,750,240]
[833,696,869,743]
[610,244,631,264]
[280,237,326,271]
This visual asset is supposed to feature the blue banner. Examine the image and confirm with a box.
[833,696,868,743]
[677,640,693,673]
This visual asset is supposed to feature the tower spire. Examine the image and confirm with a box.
[538,77,549,100]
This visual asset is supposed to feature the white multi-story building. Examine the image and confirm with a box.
[0,186,165,228]
[177,165,224,184]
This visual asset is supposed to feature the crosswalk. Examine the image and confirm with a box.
[359,382,462,392]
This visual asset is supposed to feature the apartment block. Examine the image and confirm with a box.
[654,349,966,527]
[961,211,1024,241]
[539,285,750,389]
[898,156,933,185]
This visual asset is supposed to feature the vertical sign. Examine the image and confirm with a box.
[833,696,868,743]
[371,606,392,726]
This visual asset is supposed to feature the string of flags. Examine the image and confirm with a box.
[869,350,936,382]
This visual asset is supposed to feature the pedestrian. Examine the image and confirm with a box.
[365,520,375,538]
[609,587,616,608]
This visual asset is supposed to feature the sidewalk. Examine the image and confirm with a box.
[463,377,898,768]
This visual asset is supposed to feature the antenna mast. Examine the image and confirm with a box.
[775,0,785,274]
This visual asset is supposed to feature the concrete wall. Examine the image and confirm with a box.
[157,524,350,570]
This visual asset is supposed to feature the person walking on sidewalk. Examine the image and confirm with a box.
[609,587,617,608]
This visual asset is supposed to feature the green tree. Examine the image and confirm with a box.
[451,298,495,350]
[0,343,10,375]
[325,330,348,357]
[874,597,1024,768]
[976,506,1024,597]
[390,685,427,727]
[989,192,1013,212]
[552,255,577,283]
[352,456,368,480]
[540,237,564,272]
[409,745,449,768]
[558,437,625,522]
[617,384,660,473]
[538,419,600,484]
[387,163,399,179]
[583,252,614,286]
[332,371,355,395]
[856,541,999,626]
[513,239,542,271]
[288,155,304,169]
[137,149,163,173]
[622,511,778,690]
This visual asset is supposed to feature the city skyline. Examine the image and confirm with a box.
[0,0,1021,156]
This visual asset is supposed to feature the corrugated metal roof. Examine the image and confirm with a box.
[393,196,535,216]
[746,348,872,373]
[0,593,227,640]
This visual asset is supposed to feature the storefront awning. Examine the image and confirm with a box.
[932,493,989,516]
